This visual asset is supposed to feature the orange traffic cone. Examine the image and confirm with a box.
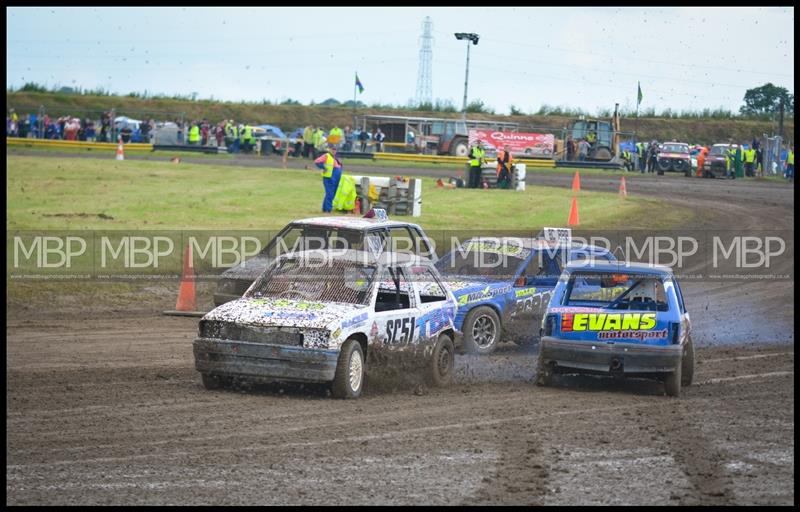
[174,244,196,311]
[571,171,581,192]
[619,176,628,197]
[116,136,124,161]
[568,197,580,226]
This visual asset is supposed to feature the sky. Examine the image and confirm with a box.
[6,6,795,116]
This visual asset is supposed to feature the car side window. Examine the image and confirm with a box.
[264,226,302,259]
[374,266,414,312]
[526,249,562,285]
[522,251,543,283]
[413,266,447,304]
[671,278,686,313]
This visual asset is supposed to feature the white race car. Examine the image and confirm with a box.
[195,249,459,398]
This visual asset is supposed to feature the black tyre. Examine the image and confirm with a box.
[681,337,695,386]
[332,339,364,399]
[428,333,455,387]
[664,362,682,397]
[201,373,224,390]
[451,138,469,158]
[464,306,501,355]
[536,354,552,387]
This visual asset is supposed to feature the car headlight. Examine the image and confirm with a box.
[302,329,331,349]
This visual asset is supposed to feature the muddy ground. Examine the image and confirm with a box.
[6,153,795,505]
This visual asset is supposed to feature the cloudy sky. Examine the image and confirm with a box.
[6,6,794,115]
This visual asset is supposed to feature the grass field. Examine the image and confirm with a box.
[7,153,691,231]
[7,152,694,304]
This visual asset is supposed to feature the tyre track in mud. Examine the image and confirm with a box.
[6,315,794,505]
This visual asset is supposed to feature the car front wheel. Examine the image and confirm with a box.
[332,339,364,399]
[464,306,501,355]
[536,354,552,386]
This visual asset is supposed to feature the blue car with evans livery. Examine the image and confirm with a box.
[434,229,615,355]
[195,249,459,399]
[537,260,695,396]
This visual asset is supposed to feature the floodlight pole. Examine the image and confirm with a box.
[455,32,479,120]
[462,41,471,118]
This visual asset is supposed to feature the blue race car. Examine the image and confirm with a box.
[434,232,615,355]
[537,260,695,396]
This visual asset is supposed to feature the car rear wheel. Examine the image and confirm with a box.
[464,306,501,355]
[681,337,695,386]
[664,363,682,397]
[428,333,455,387]
[332,339,364,399]
[536,354,552,386]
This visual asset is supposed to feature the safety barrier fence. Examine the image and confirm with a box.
[7,137,154,152]
[7,136,559,167]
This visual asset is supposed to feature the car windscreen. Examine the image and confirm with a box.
[565,271,669,311]
[246,257,377,305]
[661,144,688,153]
[710,146,728,156]
[435,240,529,279]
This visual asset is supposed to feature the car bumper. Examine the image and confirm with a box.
[194,337,339,383]
[657,160,691,172]
[539,336,682,374]
[703,163,728,176]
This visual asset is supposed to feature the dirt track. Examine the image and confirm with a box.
[6,153,795,505]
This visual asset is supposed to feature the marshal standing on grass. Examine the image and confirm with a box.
[496,144,513,189]
[314,144,343,213]
[468,140,486,188]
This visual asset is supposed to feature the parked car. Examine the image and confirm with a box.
[656,142,692,177]
[253,124,288,154]
[214,214,437,307]
[537,260,695,396]
[434,231,616,355]
[194,250,459,398]
[702,143,739,178]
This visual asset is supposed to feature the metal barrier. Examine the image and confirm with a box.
[7,137,154,152]
[6,136,558,168]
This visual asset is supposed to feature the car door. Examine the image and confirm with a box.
[507,247,562,338]
[411,265,456,346]
[368,265,422,365]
